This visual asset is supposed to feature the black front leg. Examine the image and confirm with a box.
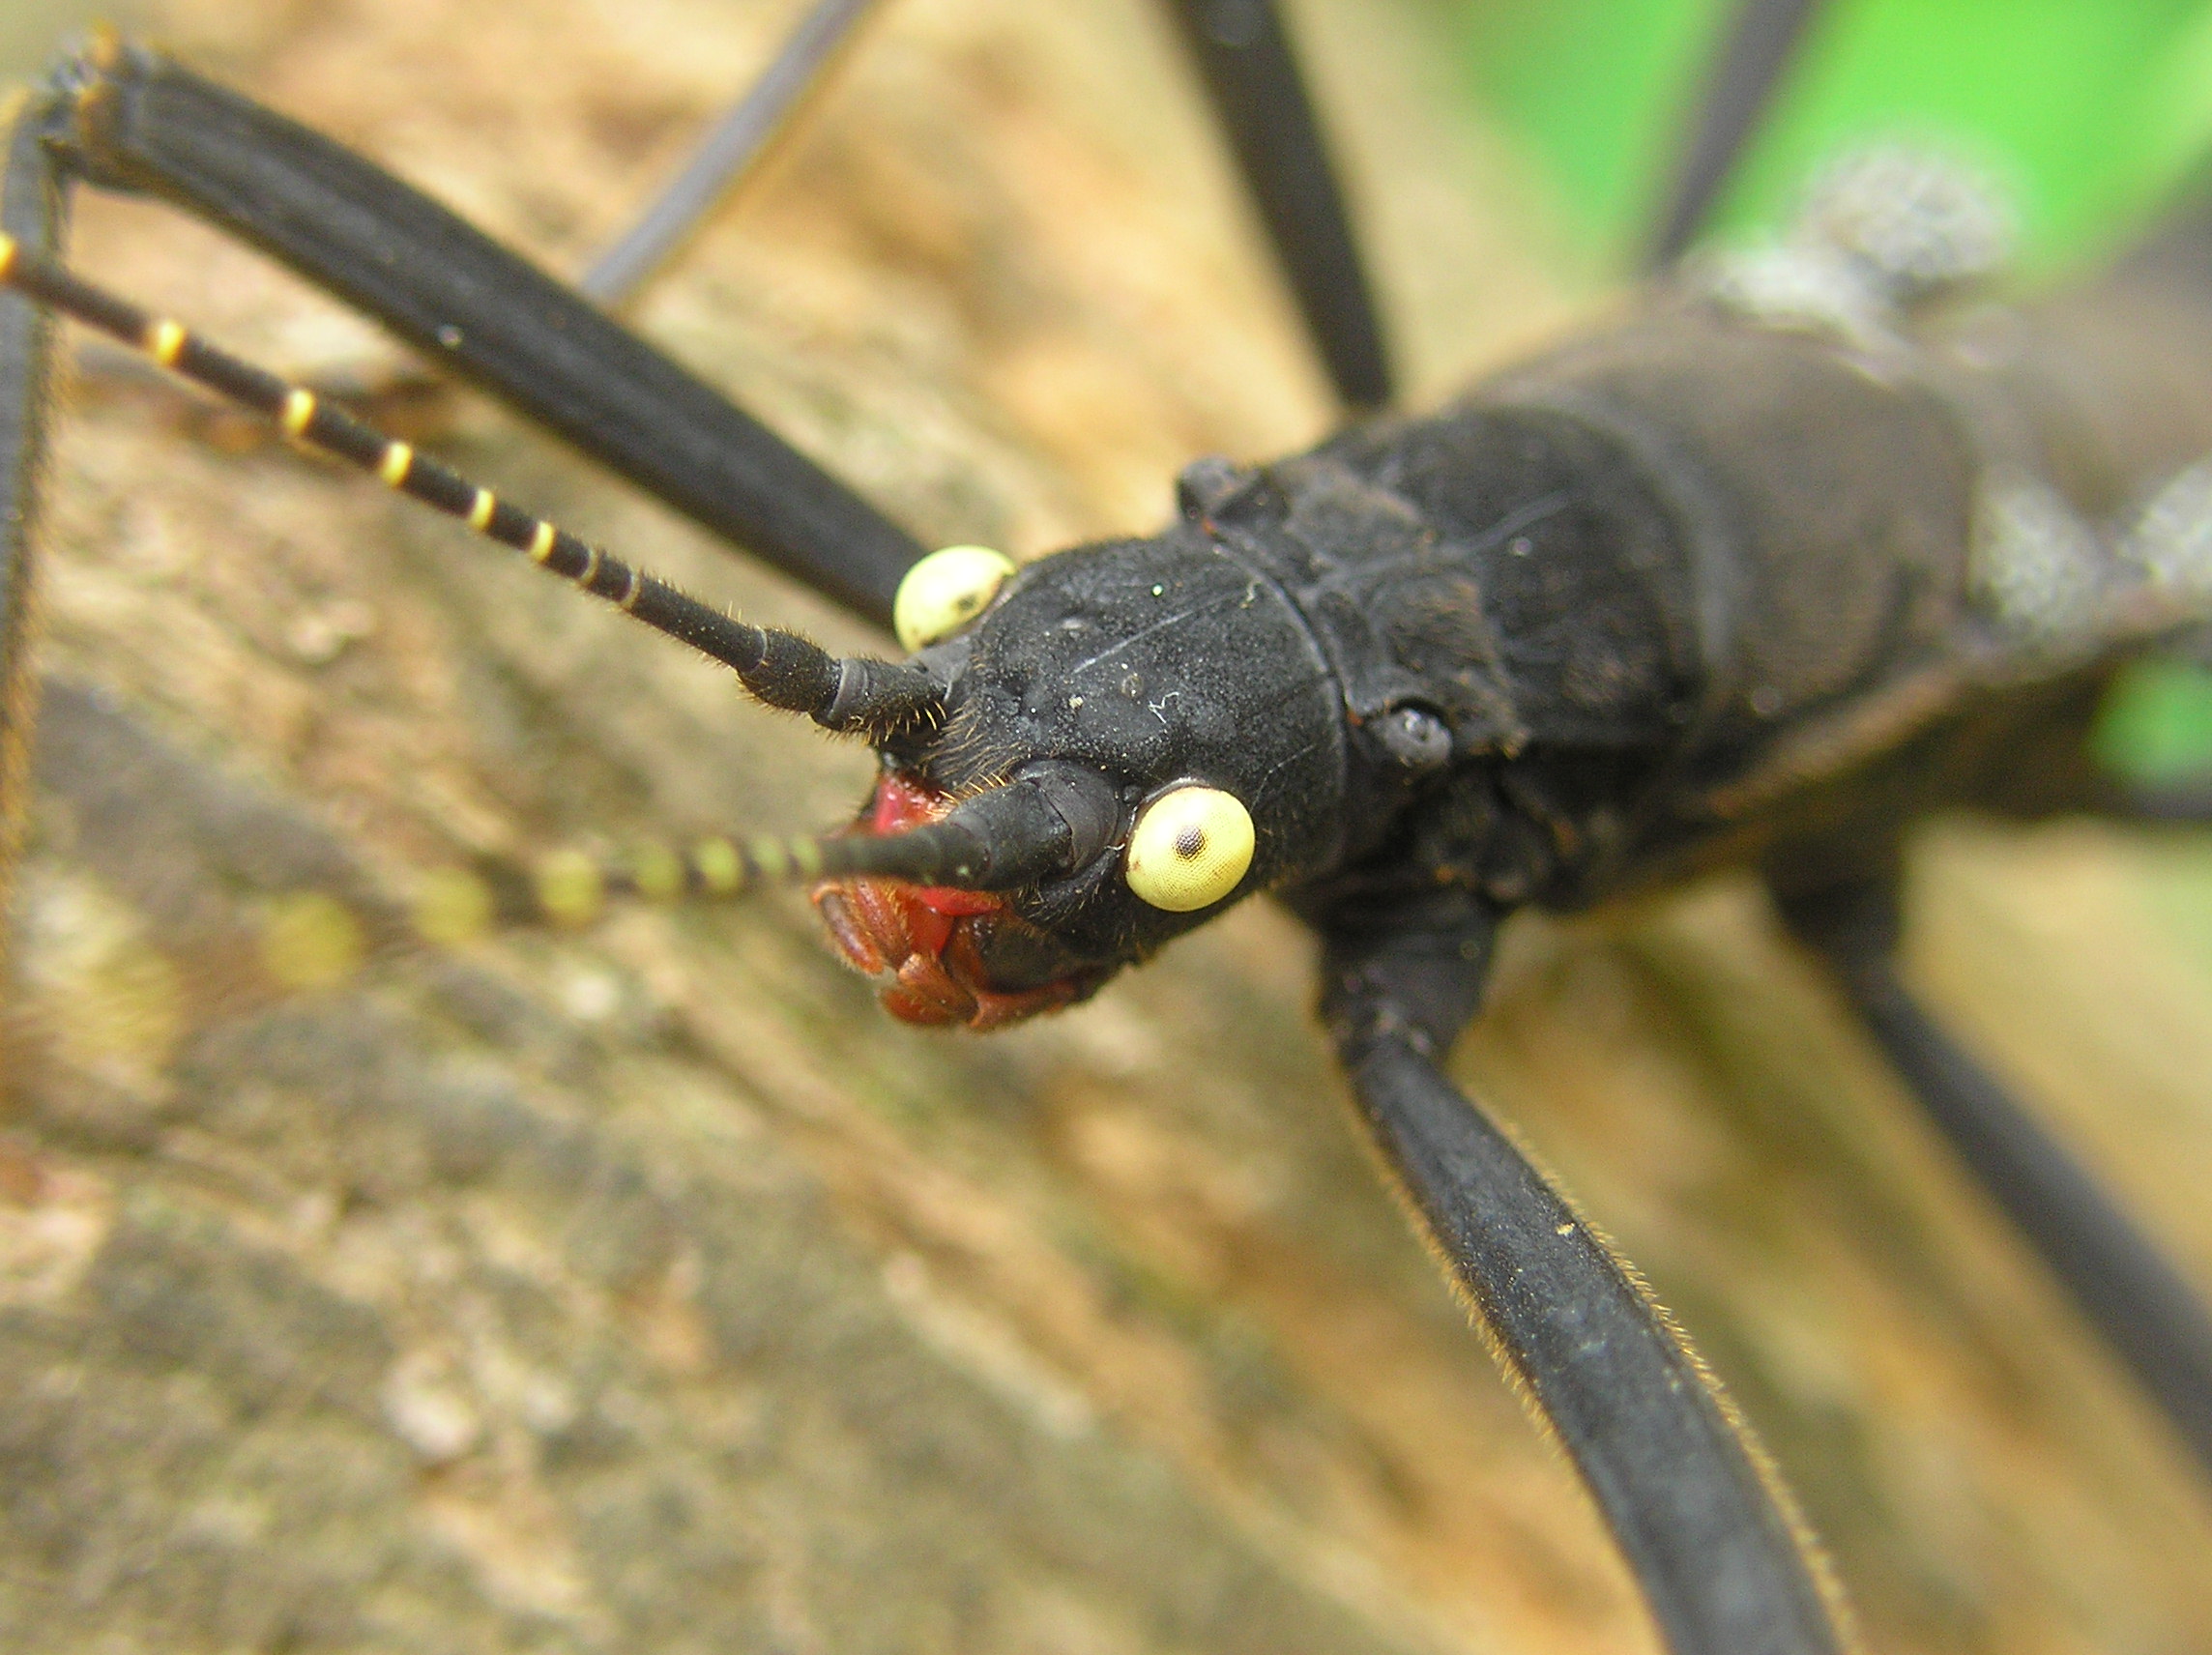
[1321,893,1848,1655]
[44,40,923,626]
[0,82,73,938]
[1775,871,2212,1479]
[1644,0,1828,269]
[1159,0,1392,411]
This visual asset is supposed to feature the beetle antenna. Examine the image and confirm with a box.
[417,798,1074,940]
[0,233,939,737]
[420,767,1107,938]
[713,773,1097,894]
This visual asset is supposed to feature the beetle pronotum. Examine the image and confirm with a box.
[4,0,2212,1650]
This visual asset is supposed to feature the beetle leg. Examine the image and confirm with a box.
[1645,0,1830,269]
[578,0,888,307]
[0,81,75,956]
[40,39,923,628]
[1157,0,1393,410]
[1322,894,1853,1655]
[1776,873,2212,1479]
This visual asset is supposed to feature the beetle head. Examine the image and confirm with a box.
[812,528,1351,1028]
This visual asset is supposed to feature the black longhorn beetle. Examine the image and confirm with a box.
[5,1,2212,1650]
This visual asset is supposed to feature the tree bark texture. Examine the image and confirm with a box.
[4,1,2212,1650]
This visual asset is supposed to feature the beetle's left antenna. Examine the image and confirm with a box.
[0,233,941,738]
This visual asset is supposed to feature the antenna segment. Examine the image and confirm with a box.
[0,232,939,736]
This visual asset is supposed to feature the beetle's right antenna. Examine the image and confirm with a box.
[417,762,1117,942]
[0,232,940,738]
[626,767,1104,896]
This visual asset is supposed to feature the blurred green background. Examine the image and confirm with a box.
[1455,0,2212,807]
[1457,0,2212,272]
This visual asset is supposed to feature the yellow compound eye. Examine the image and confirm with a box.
[893,544,1017,653]
[1124,785,1255,913]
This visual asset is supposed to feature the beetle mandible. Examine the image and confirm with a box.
[13,3,2212,1654]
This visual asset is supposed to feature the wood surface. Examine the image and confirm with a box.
[4,0,2212,1649]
